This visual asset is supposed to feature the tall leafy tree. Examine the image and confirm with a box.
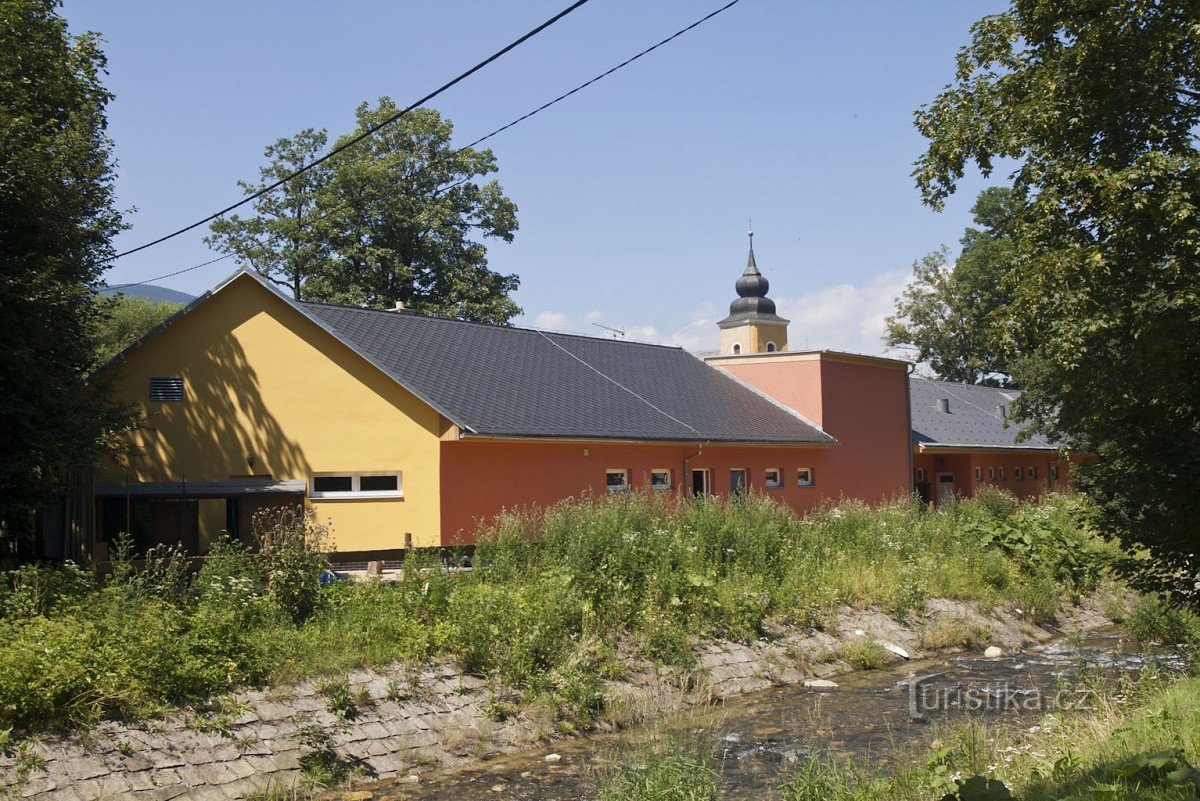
[886,187,1019,385]
[915,0,1200,589]
[209,101,521,323]
[0,0,128,547]
[205,129,330,300]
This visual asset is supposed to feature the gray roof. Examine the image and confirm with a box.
[290,294,832,445]
[910,377,1055,450]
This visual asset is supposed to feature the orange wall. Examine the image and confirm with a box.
[913,451,1073,502]
[439,439,832,545]
[714,354,912,505]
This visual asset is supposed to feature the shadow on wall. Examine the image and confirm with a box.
[106,324,313,551]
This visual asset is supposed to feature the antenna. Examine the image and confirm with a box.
[590,322,626,339]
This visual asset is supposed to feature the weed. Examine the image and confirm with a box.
[835,639,890,670]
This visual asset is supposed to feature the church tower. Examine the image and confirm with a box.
[717,231,789,356]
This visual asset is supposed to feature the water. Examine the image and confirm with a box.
[361,630,1177,800]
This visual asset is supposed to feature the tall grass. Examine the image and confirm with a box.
[0,491,1119,735]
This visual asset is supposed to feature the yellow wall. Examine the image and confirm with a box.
[99,273,444,550]
[719,321,788,355]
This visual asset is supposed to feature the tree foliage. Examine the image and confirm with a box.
[0,0,129,541]
[208,101,521,324]
[915,0,1200,586]
[92,294,184,368]
[886,186,1019,385]
[206,129,330,301]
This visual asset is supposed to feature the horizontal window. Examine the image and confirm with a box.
[764,468,782,488]
[650,469,672,491]
[606,469,629,492]
[310,473,403,499]
[797,467,814,487]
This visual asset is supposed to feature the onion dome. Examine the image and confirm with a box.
[718,230,790,328]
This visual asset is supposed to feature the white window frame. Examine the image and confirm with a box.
[691,468,711,496]
[310,472,403,499]
[796,467,814,487]
[998,467,1007,481]
[1050,465,1059,480]
[605,468,630,493]
[915,467,927,482]
[1028,466,1039,480]
[988,466,996,481]
[764,468,782,489]
[1014,467,1024,481]
[974,467,983,482]
[650,468,672,492]
[731,342,742,355]
[765,341,778,353]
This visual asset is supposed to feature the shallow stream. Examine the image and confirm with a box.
[364,629,1178,800]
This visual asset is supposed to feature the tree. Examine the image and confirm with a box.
[92,295,184,368]
[0,0,129,547]
[886,187,1019,385]
[209,101,521,323]
[206,129,330,300]
[915,0,1200,592]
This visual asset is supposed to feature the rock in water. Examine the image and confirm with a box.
[804,679,840,689]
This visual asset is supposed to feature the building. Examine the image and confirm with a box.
[910,377,1072,505]
[75,238,1060,560]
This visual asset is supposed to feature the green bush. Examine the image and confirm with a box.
[597,747,719,801]
[0,490,1123,736]
[1127,595,1200,645]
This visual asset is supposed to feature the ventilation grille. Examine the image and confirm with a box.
[149,376,184,402]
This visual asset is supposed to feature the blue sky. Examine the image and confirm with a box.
[67,0,1006,355]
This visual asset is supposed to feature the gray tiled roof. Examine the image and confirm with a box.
[295,300,833,445]
[910,377,1055,450]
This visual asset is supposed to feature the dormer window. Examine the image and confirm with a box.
[765,341,777,352]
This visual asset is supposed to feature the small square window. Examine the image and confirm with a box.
[149,376,184,402]
[650,469,672,491]
[988,467,996,481]
[1028,466,1038,480]
[764,468,782,488]
[974,467,983,482]
[606,469,629,492]
[797,467,814,487]
[915,467,927,482]
[1015,467,1024,480]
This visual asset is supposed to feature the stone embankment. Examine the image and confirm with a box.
[0,597,1113,800]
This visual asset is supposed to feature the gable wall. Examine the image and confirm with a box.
[99,275,445,550]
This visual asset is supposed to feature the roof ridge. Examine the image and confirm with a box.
[296,298,687,352]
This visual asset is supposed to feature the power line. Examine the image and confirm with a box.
[105,0,593,263]
[108,0,743,289]
[462,0,741,152]
[432,0,742,197]
[104,254,233,291]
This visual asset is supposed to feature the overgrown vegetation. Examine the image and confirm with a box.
[0,491,1119,736]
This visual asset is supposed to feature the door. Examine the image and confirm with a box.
[691,469,710,497]
[730,469,747,495]
[935,473,956,506]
